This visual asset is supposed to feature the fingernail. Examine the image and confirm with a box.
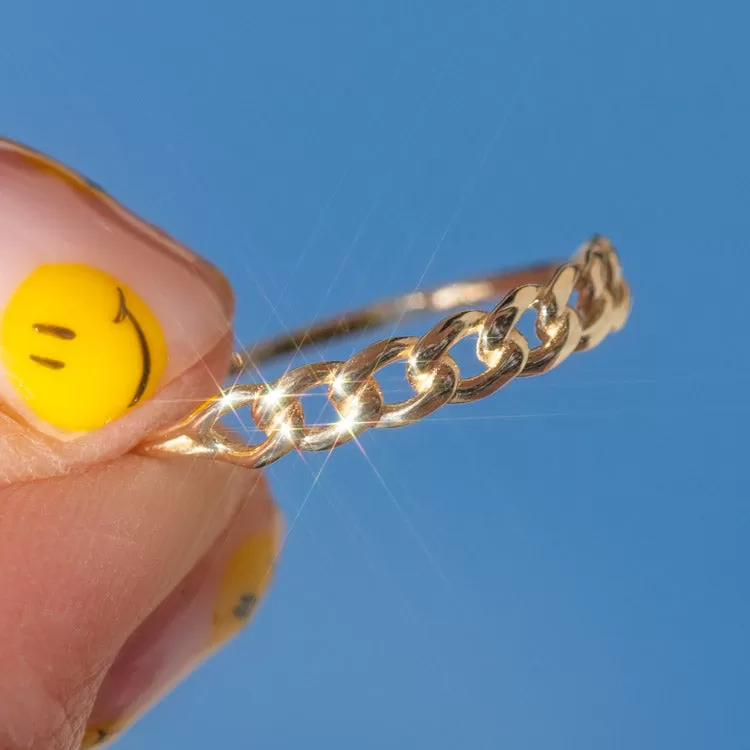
[80,723,123,749]
[0,138,233,437]
[210,526,279,646]
[82,499,282,747]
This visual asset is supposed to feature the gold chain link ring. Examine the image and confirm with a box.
[140,234,631,467]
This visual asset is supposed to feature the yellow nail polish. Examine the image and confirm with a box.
[211,528,279,647]
[80,722,122,749]
[1,264,167,432]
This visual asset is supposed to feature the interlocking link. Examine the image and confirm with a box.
[140,235,631,467]
[335,336,461,428]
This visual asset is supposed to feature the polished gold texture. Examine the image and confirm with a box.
[142,235,631,467]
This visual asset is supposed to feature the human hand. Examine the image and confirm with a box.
[0,139,282,750]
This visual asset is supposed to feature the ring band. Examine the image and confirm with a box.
[140,234,631,467]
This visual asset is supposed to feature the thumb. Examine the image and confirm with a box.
[0,139,281,749]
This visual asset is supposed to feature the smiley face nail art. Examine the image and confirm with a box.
[0,138,233,456]
[80,723,121,749]
[78,504,281,748]
[1,264,167,432]
[211,528,278,647]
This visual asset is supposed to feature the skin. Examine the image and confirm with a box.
[0,139,282,749]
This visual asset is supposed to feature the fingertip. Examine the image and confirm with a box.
[0,137,236,481]
[82,490,283,746]
[0,453,273,748]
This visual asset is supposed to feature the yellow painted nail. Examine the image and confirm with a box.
[211,528,279,647]
[1,263,167,432]
[80,722,122,749]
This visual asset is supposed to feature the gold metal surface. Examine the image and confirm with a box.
[141,235,631,467]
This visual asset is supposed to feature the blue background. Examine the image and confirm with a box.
[2,1,748,748]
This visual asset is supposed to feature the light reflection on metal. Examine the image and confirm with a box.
[141,235,631,468]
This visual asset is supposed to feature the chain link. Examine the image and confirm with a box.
[141,235,631,467]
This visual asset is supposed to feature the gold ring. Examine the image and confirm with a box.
[140,234,631,467]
